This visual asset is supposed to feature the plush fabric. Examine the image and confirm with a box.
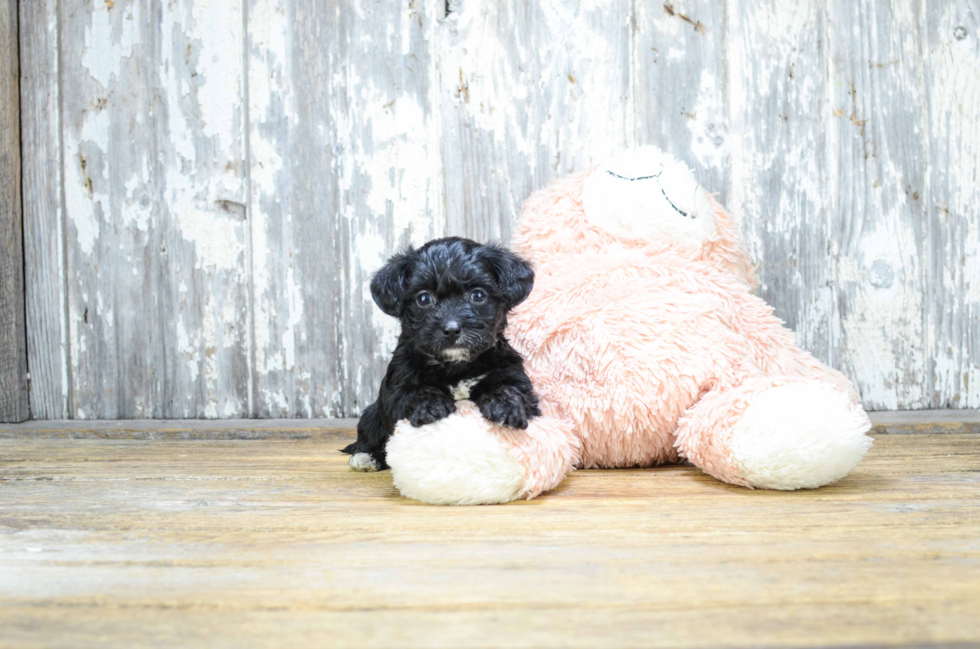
[387,401,576,505]
[386,146,872,504]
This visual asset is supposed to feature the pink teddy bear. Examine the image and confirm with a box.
[385,146,873,505]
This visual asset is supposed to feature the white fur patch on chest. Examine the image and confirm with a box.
[450,374,486,401]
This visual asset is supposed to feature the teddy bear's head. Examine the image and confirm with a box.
[580,146,718,247]
[514,146,756,287]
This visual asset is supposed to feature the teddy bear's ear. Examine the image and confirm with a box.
[479,244,535,309]
[370,248,417,317]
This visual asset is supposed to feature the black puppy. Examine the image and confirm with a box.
[341,237,541,471]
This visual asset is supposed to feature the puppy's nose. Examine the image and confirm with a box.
[443,320,461,339]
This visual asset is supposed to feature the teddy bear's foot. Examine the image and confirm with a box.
[385,401,578,505]
[677,379,873,490]
[727,382,873,489]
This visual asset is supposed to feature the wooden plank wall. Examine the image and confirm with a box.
[1,0,29,423]
[17,0,980,419]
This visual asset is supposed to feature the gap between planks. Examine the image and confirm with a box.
[0,410,978,439]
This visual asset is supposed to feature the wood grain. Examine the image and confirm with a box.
[868,407,980,434]
[439,0,632,242]
[57,0,250,418]
[923,0,980,409]
[829,0,931,409]
[633,0,728,204]
[16,0,980,417]
[246,0,444,418]
[0,431,978,647]
[0,0,28,423]
[245,0,346,418]
[727,0,837,365]
[19,0,68,420]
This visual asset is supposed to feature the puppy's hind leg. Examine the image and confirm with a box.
[343,403,390,472]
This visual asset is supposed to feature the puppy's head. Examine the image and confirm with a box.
[371,237,534,363]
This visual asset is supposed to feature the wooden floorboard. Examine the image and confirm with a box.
[0,430,978,648]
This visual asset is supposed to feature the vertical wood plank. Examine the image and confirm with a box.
[59,0,249,418]
[633,0,728,204]
[829,0,931,409]
[726,0,835,364]
[923,0,980,409]
[20,0,68,419]
[339,0,446,415]
[248,0,443,417]
[439,0,632,243]
[246,0,346,418]
[0,0,29,422]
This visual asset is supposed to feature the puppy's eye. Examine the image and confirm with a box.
[470,288,487,303]
[415,291,435,308]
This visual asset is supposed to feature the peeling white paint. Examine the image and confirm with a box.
[247,0,296,386]
[172,202,245,271]
[28,0,980,418]
[687,70,727,174]
[80,1,140,90]
[359,229,402,357]
[190,0,244,143]
[280,261,303,372]
[57,0,249,419]
[922,0,980,408]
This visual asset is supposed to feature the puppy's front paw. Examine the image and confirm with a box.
[408,394,456,427]
[478,387,530,429]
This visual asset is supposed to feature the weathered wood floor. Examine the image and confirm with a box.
[1,423,978,648]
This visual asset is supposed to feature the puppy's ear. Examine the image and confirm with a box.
[479,244,535,309]
[371,248,416,317]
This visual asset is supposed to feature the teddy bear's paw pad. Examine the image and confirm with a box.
[581,146,717,246]
[728,382,873,490]
[349,453,380,472]
[386,409,527,505]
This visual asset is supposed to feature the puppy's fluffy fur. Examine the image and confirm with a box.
[342,237,541,471]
